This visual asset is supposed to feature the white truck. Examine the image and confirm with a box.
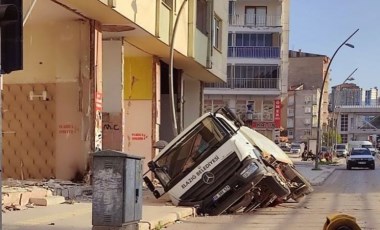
[143,107,312,215]
[348,140,378,156]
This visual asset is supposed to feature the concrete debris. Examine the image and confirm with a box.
[2,178,93,212]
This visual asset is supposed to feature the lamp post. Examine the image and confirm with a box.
[314,28,359,170]
[334,68,357,148]
[169,0,188,137]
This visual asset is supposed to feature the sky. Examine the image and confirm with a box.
[290,0,380,91]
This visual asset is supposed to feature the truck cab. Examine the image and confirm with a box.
[144,107,291,215]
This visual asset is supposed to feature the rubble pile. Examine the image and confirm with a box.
[2,178,92,212]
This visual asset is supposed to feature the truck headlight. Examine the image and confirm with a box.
[240,162,258,178]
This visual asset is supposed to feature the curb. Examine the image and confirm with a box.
[140,207,195,230]
[310,168,336,186]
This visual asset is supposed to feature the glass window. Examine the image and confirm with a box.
[341,114,348,131]
[257,34,264,46]
[155,116,229,185]
[265,34,273,46]
[243,34,250,46]
[236,34,243,46]
[163,0,173,8]
[249,34,256,46]
[196,0,208,35]
[213,15,222,50]
[228,33,232,47]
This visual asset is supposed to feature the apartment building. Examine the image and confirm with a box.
[204,0,290,140]
[331,83,362,108]
[2,0,228,180]
[364,87,378,106]
[286,51,330,143]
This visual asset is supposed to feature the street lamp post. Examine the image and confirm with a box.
[314,28,359,170]
[334,68,357,148]
[169,0,188,137]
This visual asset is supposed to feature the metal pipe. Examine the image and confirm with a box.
[169,0,188,137]
[314,28,359,170]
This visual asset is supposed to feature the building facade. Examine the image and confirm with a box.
[286,51,330,143]
[2,0,228,180]
[203,0,289,140]
[287,87,319,142]
[331,83,362,109]
[364,87,378,106]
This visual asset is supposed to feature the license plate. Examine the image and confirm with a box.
[213,185,231,201]
[358,162,366,165]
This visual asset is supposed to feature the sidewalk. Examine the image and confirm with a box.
[3,191,194,230]
[2,156,340,230]
[290,154,344,186]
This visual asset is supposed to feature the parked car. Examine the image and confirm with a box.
[334,144,349,158]
[346,148,375,170]
[290,143,303,155]
[279,142,291,152]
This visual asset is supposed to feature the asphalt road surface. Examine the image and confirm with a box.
[166,159,380,230]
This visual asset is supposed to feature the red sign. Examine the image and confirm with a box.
[274,99,281,128]
[131,133,148,141]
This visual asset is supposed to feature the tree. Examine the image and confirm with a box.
[323,130,342,147]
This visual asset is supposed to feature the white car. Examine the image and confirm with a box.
[346,148,375,170]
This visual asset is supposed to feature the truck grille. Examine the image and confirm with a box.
[180,153,241,201]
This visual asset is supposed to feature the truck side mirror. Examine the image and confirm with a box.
[153,140,168,150]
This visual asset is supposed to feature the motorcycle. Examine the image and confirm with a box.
[302,150,316,161]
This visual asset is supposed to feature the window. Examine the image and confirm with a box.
[304,129,311,136]
[288,129,294,136]
[196,0,207,35]
[234,65,279,79]
[234,33,274,47]
[305,96,311,103]
[341,114,348,131]
[287,108,294,116]
[246,100,255,112]
[163,0,173,9]
[213,15,222,50]
[287,118,294,128]
[155,116,228,184]
[304,118,311,125]
[245,6,267,26]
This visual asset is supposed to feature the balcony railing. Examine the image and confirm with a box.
[205,78,279,89]
[229,14,281,27]
[228,46,280,59]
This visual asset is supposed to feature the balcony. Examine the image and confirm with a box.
[228,46,280,59]
[229,14,281,27]
[205,78,279,89]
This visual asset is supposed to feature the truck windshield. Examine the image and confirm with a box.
[291,144,300,149]
[154,116,229,187]
[362,144,373,148]
[336,145,346,150]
